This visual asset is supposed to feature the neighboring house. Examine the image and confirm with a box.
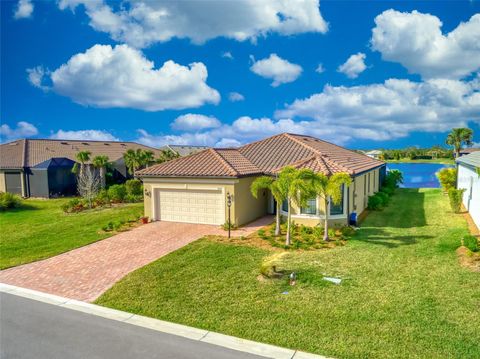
[458,148,480,157]
[137,133,386,227]
[160,144,209,157]
[0,139,163,198]
[365,150,382,159]
[456,152,480,229]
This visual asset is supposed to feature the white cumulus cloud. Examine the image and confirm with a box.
[27,66,49,91]
[222,52,234,60]
[0,121,38,142]
[315,63,325,74]
[49,129,119,141]
[338,52,367,79]
[250,54,302,87]
[171,114,221,131]
[28,44,220,111]
[371,10,480,79]
[229,92,245,102]
[57,0,328,48]
[276,77,480,142]
[14,0,33,19]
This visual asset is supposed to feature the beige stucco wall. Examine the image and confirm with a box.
[232,176,268,226]
[141,167,381,228]
[0,171,6,192]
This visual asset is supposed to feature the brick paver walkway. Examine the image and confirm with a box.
[0,216,273,302]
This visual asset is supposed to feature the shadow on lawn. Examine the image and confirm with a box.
[353,231,434,248]
[386,189,427,228]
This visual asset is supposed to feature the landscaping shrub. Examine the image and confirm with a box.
[95,189,110,206]
[462,235,479,252]
[125,194,143,203]
[0,192,22,211]
[108,184,127,203]
[222,221,237,231]
[61,198,85,213]
[376,191,390,205]
[380,186,394,196]
[340,225,355,238]
[436,168,457,193]
[125,179,143,196]
[447,188,465,213]
[384,169,403,188]
[367,193,384,210]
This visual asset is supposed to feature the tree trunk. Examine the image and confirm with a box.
[286,200,292,246]
[323,198,329,241]
[100,167,106,188]
[275,201,281,236]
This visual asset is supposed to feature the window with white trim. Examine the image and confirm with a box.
[301,197,317,215]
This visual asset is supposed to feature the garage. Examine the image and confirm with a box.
[153,188,225,225]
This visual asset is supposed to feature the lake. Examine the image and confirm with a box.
[387,163,454,188]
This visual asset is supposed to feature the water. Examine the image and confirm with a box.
[387,163,454,188]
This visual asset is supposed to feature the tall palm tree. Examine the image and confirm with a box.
[123,149,143,175]
[92,155,110,188]
[277,167,312,246]
[140,150,156,168]
[250,175,286,236]
[304,171,352,241]
[446,127,473,158]
[72,151,91,175]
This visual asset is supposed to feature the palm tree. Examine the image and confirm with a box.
[140,150,156,168]
[156,149,180,163]
[72,150,91,175]
[92,155,110,188]
[250,175,286,236]
[277,167,312,246]
[123,149,143,175]
[446,128,473,158]
[304,171,352,241]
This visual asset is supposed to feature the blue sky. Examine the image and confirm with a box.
[1,0,479,149]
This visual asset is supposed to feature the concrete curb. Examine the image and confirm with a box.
[0,283,333,359]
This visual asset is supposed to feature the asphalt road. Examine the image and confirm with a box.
[0,293,264,359]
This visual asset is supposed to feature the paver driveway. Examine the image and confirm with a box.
[0,216,273,302]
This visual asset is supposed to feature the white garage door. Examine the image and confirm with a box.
[155,189,225,225]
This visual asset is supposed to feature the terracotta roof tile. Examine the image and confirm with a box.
[138,133,384,178]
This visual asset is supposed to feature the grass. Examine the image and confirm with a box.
[0,199,143,269]
[387,158,455,164]
[96,189,479,359]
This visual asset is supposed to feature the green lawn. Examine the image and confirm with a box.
[96,189,479,359]
[0,199,143,269]
[387,158,455,164]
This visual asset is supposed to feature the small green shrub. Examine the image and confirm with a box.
[102,221,115,232]
[462,235,479,252]
[447,188,465,213]
[367,194,384,210]
[125,194,143,203]
[0,192,22,211]
[436,168,457,193]
[384,169,403,188]
[377,191,390,205]
[94,189,110,206]
[258,229,268,240]
[61,198,84,213]
[313,226,323,239]
[108,184,127,203]
[380,186,394,196]
[340,225,355,238]
[222,221,237,231]
[125,179,143,196]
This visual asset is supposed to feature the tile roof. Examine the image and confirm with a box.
[456,151,480,167]
[138,148,262,177]
[138,133,384,178]
[0,139,163,169]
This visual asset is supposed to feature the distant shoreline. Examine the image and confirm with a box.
[386,159,455,165]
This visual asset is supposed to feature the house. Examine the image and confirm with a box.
[458,148,480,157]
[456,151,480,230]
[0,139,164,198]
[160,144,209,157]
[365,150,383,159]
[137,133,386,227]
